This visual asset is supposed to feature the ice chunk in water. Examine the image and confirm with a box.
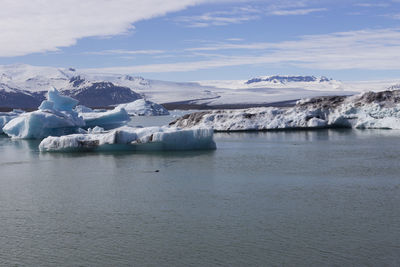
[47,87,78,111]
[39,126,216,152]
[3,109,85,139]
[0,109,25,134]
[74,105,94,113]
[3,89,84,139]
[78,107,130,130]
[116,99,169,116]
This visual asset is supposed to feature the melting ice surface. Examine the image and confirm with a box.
[39,126,216,152]
[3,88,85,139]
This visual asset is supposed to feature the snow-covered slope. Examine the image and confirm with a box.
[0,64,143,108]
[198,75,343,90]
[0,64,216,108]
[1,64,399,109]
[245,75,332,84]
[194,76,400,106]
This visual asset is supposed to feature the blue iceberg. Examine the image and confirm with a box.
[78,107,130,130]
[3,88,85,139]
[0,109,25,134]
[116,99,169,116]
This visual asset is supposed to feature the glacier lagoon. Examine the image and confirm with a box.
[1,115,400,266]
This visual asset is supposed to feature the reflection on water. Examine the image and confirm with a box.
[1,129,400,266]
[217,128,400,141]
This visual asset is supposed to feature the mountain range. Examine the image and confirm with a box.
[0,64,398,109]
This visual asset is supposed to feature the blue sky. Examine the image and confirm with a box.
[1,0,400,81]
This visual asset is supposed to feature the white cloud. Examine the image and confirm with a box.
[0,0,211,57]
[269,8,327,16]
[174,6,261,27]
[84,49,166,55]
[84,28,400,73]
[385,13,400,20]
[174,0,331,28]
[226,38,245,41]
[354,3,390,8]
[173,2,328,27]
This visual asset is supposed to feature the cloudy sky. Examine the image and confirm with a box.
[1,0,400,81]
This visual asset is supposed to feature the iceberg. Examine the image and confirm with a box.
[74,105,94,113]
[170,90,400,131]
[78,107,130,130]
[39,126,216,152]
[0,109,25,134]
[47,87,79,111]
[116,99,169,116]
[3,88,85,139]
[3,110,85,139]
[3,88,134,139]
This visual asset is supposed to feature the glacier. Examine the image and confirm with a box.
[116,99,170,116]
[39,126,216,152]
[3,88,85,139]
[170,90,400,131]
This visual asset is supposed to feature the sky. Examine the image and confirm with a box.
[1,0,400,81]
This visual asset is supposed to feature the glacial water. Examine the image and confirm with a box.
[1,115,400,266]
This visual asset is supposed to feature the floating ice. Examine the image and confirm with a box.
[116,99,169,116]
[74,105,94,113]
[38,100,54,111]
[87,126,105,134]
[0,109,25,134]
[170,91,400,131]
[3,108,85,139]
[39,126,216,152]
[78,107,130,130]
[47,87,79,111]
[3,88,134,139]
[3,88,84,139]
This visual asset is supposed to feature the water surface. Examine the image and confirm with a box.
[1,120,400,266]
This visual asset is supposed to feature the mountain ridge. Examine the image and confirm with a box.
[0,64,397,109]
[246,75,332,84]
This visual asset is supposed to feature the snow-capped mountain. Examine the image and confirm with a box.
[245,75,331,84]
[0,64,143,108]
[0,64,398,109]
[0,64,217,108]
[387,84,400,91]
[198,75,343,91]
[0,84,43,108]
